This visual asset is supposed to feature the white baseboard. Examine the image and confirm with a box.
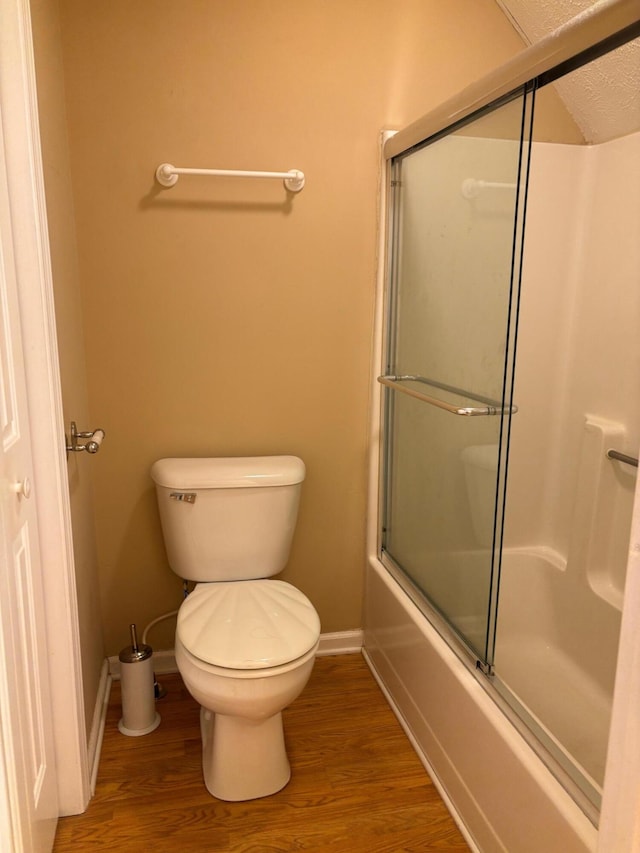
[107,630,363,680]
[87,659,111,796]
[317,629,363,656]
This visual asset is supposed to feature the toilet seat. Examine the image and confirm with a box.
[175,635,319,681]
[177,579,321,670]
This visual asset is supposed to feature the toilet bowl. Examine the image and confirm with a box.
[151,456,321,802]
[176,630,318,801]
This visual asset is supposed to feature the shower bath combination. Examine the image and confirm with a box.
[364,4,640,852]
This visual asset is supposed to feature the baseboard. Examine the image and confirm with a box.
[87,659,111,796]
[107,630,363,679]
[317,629,363,656]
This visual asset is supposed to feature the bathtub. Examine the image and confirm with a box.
[363,551,600,853]
[494,547,619,796]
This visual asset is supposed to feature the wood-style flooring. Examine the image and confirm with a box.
[53,653,469,852]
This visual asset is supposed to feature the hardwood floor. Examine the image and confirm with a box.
[53,654,469,852]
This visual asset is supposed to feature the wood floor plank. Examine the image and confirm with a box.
[54,654,469,852]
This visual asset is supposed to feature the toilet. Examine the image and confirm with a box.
[150,455,321,802]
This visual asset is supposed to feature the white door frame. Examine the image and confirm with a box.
[1,0,90,829]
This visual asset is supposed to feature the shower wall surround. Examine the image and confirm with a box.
[493,128,639,800]
[506,131,639,578]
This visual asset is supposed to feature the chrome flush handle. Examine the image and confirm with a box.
[169,492,197,503]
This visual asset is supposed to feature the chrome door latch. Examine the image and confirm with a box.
[169,492,197,503]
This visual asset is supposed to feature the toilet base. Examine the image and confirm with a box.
[201,707,291,801]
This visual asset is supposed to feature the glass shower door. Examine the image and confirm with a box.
[380,88,534,666]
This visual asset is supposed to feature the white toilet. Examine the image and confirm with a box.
[150,455,321,802]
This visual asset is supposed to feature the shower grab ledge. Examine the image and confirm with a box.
[377,374,518,417]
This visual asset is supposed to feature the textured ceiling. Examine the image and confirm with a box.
[496,0,640,143]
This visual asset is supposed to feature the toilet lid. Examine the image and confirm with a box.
[177,580,321,670]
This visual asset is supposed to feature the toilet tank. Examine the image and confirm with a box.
[150,456,305,582]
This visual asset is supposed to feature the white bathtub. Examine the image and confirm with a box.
[363,553,599,853]
[494,547,620,797]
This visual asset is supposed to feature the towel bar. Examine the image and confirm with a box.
[606,449,638,468]
[155,163,305,193]
[378,375,517,417]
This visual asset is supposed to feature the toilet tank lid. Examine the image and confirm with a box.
[150,455,305,489]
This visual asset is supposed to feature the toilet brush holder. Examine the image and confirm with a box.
[118,623,161,737]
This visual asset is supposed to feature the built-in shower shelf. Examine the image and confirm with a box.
[573,415,635,612]
[378,374,518,417]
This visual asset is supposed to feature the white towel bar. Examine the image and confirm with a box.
[155,163,305,193]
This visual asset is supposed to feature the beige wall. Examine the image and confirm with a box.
[54,0,526,656]
[29,0,105,738]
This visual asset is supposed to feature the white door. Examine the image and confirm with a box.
[0,96,58,852]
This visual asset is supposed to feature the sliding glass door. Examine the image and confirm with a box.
[380,87,534,666]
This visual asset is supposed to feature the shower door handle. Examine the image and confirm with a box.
[378,375,518,417]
